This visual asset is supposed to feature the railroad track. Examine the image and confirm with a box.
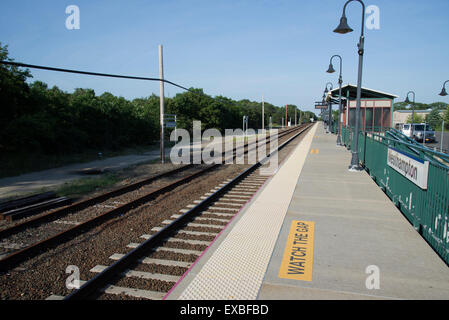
[50,123,313,300]
[0,126,301,271]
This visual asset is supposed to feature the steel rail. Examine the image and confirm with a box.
[64,123,312,300]
[0,126,301,271]
[0,164,194,239]
[0,127,296,239]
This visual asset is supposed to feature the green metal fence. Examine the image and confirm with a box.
[356,130,449,265]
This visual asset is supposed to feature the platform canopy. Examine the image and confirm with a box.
[327,84,398,101]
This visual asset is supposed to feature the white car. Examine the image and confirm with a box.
[401,123,436,142]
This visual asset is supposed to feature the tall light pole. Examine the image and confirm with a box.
[262,94,265,132]
[404,91,416,138]
[327,55,344,145]
[324,82,333,134]
[285,105,288,128]
[321,94,327,130]
[159,45,165,163]
[334,0,365,171]
[438,80,448,152]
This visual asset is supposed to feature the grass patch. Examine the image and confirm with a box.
[55,173,121,198]
[0,144,161,179]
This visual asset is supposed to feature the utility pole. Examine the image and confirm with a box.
[285,105,288,128]
[295,108,297,126]
[262,94,265,132]
[159,45,165,163]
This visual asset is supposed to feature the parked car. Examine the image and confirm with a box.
[401,123,436,143]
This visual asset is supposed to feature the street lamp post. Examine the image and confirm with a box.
[321,94,327,130]
[327,55,344,145]
[334,0,366,171]
[439,80,448,151]
[324,82,333,134]
[404,91,416,138]
[439,80,449,97]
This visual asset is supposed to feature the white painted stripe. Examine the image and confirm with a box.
[139,258,191,268]
[207,206,239,211]
[202,211,234,217]
[185,222,223,229]
[53,220,80,226]
[46,295,64,300]
[213,202,242,207]
[178,230,218,237]
[103,284,165,300]
[109,253,191,268]
[218,197,247,202]
[167,238,210,246]
[195,217,229,223]
[156,247,203,255]
[221,194,251,199]
[135,234,209,246]
[90,265,179,282]
[228,191,254,195]
[235,186,260,190]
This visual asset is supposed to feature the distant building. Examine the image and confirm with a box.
[393,109,444,129]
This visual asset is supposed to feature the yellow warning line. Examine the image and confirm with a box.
[278,220,315,282]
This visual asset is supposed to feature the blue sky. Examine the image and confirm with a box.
[1,0,448,114]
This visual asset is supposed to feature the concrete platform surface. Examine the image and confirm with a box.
[168,122,449,300]
[258,123,449,300]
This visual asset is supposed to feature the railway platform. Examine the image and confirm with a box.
[166,122,449,300]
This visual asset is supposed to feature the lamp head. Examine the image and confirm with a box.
[439,87,448,97]
[326,63,336,73]
[333,16,353,34]
[404,96,410,103]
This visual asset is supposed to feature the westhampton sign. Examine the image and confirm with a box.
[387,147,429,189]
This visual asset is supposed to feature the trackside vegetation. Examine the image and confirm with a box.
[0,43,316,177]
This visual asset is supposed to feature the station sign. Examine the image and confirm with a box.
[387,147,429,189]
[314,102,328,110]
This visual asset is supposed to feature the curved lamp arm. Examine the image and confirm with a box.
[329,55,343,84]
[342,0,366,37]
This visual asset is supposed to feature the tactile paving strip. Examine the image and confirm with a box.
[177,124,318,300]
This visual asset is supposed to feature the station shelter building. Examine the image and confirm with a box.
[327,84,398,134]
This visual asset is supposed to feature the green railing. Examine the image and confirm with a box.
[356,131,449,265]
